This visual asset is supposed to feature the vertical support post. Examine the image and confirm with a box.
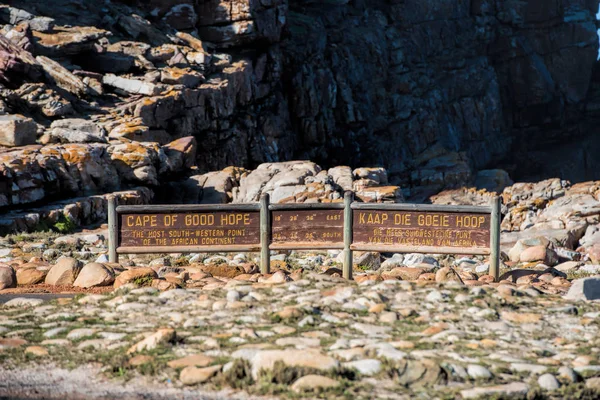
[343,191,353,280]
[107,195,118,264]
[489,196,501,282]
[260,193,271,275]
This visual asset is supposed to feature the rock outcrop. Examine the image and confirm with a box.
[0,0,597,212]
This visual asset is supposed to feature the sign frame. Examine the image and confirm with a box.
[107,193,501,281]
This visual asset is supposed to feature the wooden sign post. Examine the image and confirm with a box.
[107,195,501,281]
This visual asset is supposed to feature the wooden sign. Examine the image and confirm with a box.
[270,206,344,250]
[115,205,260,253]
[108,194,501,281]
[351,204,492,255]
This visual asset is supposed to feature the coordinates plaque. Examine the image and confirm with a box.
[271,209,344,249]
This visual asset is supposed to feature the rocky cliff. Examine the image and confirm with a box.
[0,0,598,217]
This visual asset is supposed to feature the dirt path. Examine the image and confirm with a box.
[0,364,264,400]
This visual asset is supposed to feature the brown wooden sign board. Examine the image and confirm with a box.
[351,209,491,255]
[116,208,260,253]
[270,208,344,249]
[108,194,501,280]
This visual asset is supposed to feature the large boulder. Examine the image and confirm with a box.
[73,262,115,288]
[45,257,82,286]
[16,266,48,285]
[0,265,16,289]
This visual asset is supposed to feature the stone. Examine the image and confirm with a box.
[180,365,221,385]
[102,74,162,96]
[343,359,382,376]
[0,114,38,147]
[460,382,529,399]
[44,257,82,286]
[114,268,158,288]
[74,263,115,288]
[538,373,560,391]
[564,278,600,301]
[36,56,89,97]
[520,246,558,265]
[0,265,16,289]
[354,252,381,270]
[167,354,215,369]
[250,349,339,379]
[435,267,464,284]
[291,375,340,392]
[24,346,48,356]
[467,364,492,380]
[48,119,106,144]
[3,297,44,307]
[383,267,428,281]
[160,67,203,88]
[16,267,48,285]
[127,328,175,354]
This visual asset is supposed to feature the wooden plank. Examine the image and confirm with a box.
[350,244,491,255]
[118,210,260,249]
[352,209,491,254]
[269,243,345,250]
[269,203,345,211]
[117,245,260,254]
[352,202,492,214]
[117,204,260,213]
[271,209,344,247]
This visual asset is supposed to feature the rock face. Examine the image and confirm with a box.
[0,0,597,209]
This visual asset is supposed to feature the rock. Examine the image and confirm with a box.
[467,364,492,380]
[0,114,38,147]
[114,267,157,288]
[538,373,560,391]
[520,246,558,265]
[32,26,109,56]
[3,297,44,307]
[564,278,600,301]
[73,263,115,288]
[586,374,600,388]
[250,349,339,379]
[460,382,529,399]
[180,365,221,385]
[36,56,90,97]
[291,375,340,392]
[167,354,215,369]
[127,328,175,354]
[354,252,381,270]
[435,267,464,284]
[508,237,550,263]
[16,266,48,285]
[24,346,48,356]
[475,169,513,192]
[47,119,106,144]
[44,257,82,286]
[102,74,162,96]
[160,67,203,88]
[0,265,16,289]
[343,359,382,376]
[382,267,428,281]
